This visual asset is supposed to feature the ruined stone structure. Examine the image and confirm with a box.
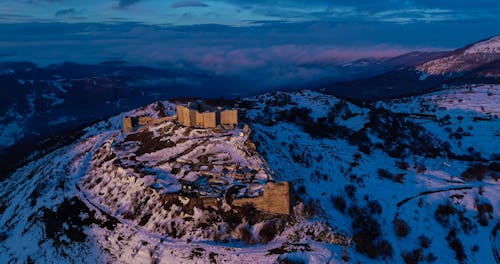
[122,115,175,133]
[202,112,217,128]
[122,117,134,133]
[176,102,238,129]
[232,181,292,215]
[220,109,238,126]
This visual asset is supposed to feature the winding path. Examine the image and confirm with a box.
[396,185,473,208]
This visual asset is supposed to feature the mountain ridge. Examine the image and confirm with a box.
[320,35,500,101]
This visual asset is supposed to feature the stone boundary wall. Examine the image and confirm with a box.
[232,182,291,215]
[122,116,175,133]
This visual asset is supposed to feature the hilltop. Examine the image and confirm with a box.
[0,101,347,263]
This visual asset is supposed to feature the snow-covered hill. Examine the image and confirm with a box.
[0,85,499,263]
[242,87,499,263]
[464,36,500,55]
[417,35,500,75]
[322,36,500,101]
[0,101,346,263]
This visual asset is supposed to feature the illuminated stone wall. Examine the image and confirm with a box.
[232,182,291,215]
[220,109,238,126]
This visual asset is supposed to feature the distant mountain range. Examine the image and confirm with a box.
[321,35,500,100]
[1,35,499,177]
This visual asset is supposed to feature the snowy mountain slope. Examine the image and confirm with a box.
[1,86,498,263]
[0,101,347,264]
[321,36,500,101]
[417,35,500,75]
[378,84,499,156]
[464,36,500,55]
[242,88,500,263]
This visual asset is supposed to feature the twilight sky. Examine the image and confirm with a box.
[0,1,499,89]
[2,0,500,26]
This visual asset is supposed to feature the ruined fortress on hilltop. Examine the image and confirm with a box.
[122,101,238,133]
[121,102,293,215]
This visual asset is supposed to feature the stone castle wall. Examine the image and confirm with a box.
[220,109,238,126]
[122,116,175,133]
[138,116,154,125]
[194,110,204,127]
[122,102,238,132]
[175,104,238,129]
[232,182,291,215]
[202,112,217,128]
[177,105,192,127]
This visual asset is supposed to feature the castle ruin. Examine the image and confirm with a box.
[120,102,292,216]
[176,102,238,129]
[122,115,175,133]
[122,101,239,133]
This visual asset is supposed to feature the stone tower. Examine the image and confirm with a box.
[220,109,238,126]
[175,103,238,128]
[122,117,133,133]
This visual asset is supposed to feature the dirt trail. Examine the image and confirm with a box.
[396,185,473,207]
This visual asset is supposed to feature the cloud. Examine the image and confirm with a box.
[54,8,78,17]
[171,1,208,8]
[215,0,500,24]
[1,21,499,91]
[23,0,64,3]
[2,0,500,25]
[117,0,140,9]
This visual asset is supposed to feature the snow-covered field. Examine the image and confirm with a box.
[379,85,499,156]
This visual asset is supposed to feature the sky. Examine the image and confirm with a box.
[0,0,499,89]
[1,0,500,26]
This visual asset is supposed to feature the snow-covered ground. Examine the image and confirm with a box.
[244,86,500,263]
[1,86,499,263]
[0,101,345,263]
[465,36,500,55]
[378,84,499,156]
